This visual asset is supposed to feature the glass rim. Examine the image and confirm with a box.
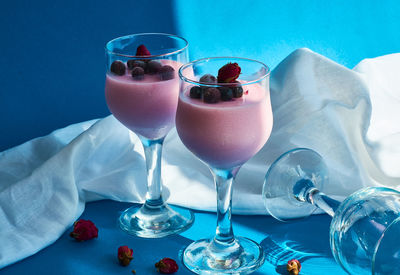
[371,188,400,273]
[105,33,188,59]
[178,56,271,87]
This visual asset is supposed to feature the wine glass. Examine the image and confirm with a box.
[104,33,194,238]
[176,57,272,274]
[263,148,400,274]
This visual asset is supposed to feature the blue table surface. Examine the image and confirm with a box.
[2,200,346,274]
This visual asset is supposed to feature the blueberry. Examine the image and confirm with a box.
[131,67,145,80]
[159,65,175,81]
[199,74,217,84]
[232,86,243,98]
[190,86,202,99]
[110,60,126,76]
[219,87,234,101]
[146,60,162,74]
[127,60,146,70]
[231,81,243,98]
[203,88,221,103]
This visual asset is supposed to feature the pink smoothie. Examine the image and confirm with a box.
[176,83,273,169]
[105,60,181,140]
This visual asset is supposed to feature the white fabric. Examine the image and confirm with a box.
[1,48,399,268]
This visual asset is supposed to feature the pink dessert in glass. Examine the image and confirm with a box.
[105,60,182,140]
[176,82,272,169]
[105,36,194,239]
[176,58,271,274]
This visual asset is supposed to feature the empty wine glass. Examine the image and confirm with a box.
[263,148,400,274]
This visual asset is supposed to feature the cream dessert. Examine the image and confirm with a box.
[105,59,181,140]
[176,81,273,169]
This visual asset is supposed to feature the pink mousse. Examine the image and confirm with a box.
[105,60,181,140]
[176,83,273,169]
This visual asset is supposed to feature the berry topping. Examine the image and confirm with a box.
[203,87,221,103]
[219,87,234,101]
[146,60,162,74]
[118,245,134,266]
[217,62,241,83]
[110,60,126,76]
[69,219,98,241]
[127,60,146,70]
[155,258,179,274]
[136,44,151,56]
[159,65,175,80]
[131,67,145,80]
[190,86,202,99]
[231,81,244,98]
[287,259,301,275]
[199,74,217,84]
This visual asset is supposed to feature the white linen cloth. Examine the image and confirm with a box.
[0,48,399,268]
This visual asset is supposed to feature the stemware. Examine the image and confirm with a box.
[263,148,400,274]
[105,33,194,238]
[176,57,273,274]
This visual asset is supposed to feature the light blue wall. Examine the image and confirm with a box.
[174,0,400,69]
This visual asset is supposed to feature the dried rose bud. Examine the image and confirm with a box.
[217,62,241,83]
[136,44,151,56]
[69,219,98,241]
[118,245,134,266]
[287,259,301,275]
[155,258,179,274]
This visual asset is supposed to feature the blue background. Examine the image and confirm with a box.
[0,1,399,273]
[0,0,399,152]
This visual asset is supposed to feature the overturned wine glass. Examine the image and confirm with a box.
[263,148,400,275]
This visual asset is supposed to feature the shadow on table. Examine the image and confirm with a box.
[232,213,342,274]
[261,236,324,274]
[2,200,194,275]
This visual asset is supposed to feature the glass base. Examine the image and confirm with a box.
[263,148,328,221]
[118,203,194,238]
[182,237,265,274]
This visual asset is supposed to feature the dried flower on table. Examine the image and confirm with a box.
[287,259,301,275]
[155,257,179,274]
[118,245,134,266]
[69,219,98,241]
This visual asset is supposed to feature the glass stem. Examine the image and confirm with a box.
[293,179,340,217]
[211,167,240,244]
[140,136,165,208]
[307,189,341,217]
